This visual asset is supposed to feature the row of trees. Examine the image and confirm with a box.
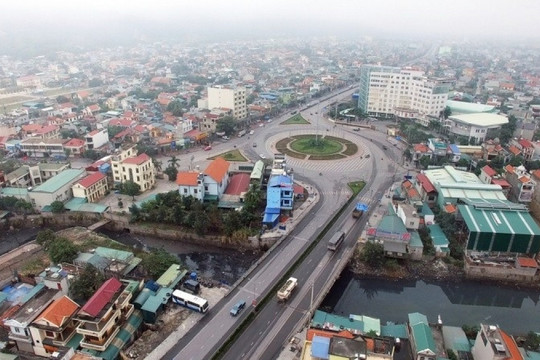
[129,188,263,238]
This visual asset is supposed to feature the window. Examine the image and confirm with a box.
[183,189,187,194]
[194,189,198,194]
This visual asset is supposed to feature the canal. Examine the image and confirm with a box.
[320,268,540,335]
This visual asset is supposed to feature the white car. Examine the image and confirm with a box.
[259,154,266,159]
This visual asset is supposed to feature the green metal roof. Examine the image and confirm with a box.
[408,312,428,326]
[458,205,540,236]
[250,160,265,180]
[409,231,423,248]
[98,310,143,360]
[412,322,437,353]
[95,247,133,262]
[122,279,141,295]
[156,265,186,288]
[32,169,85,193]
[1,187,28,196]
[122,257,142,276]
[442,326,471,353]
[141,287,172,313]
[427,225,449,247]
[349,314,381,335]
[377,215,408,237]
[381,322,408,338]
[520,349,540,360]
[312,310,365,332]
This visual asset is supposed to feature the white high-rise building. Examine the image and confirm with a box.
[207,85,247,120]
[358,65,452,125]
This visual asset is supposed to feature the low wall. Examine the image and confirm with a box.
[103,213,259,251]
[464,257,539,283]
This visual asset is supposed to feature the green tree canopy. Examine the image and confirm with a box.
[48,237,79,264]
[166,99,184,117]
[36,229,57,249]
[141,248,180,279]
[70,264,106,304]
[120,181,141,200]
[361,241,385,268]
[50,201,65,213]
[164,166,178,182]
[216,116,236,135]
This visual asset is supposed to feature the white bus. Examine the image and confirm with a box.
[327,231,345,251]
[172,289,209,313]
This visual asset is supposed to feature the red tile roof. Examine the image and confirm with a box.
[445,203,457,213]
[508,145,521,156]
[518,138,533,148]
[532,169,540,180]
[122,153,151,165]
[88,129,102,136]
[293,184,305,195]
[500,330,524,360]
[414,144,430,153]
[491,178,511,188]
[416,173,436,193]
[224,173,250,195]
[36,125,59,134]
[306,328,355,341]
[176,172,200,186]
[78,172,106,188]
[482,165,497,177]
[204,157,230,182]
[505,165,515,174]
[36,295,79,327]
[517,257,538,268]
[64,138,85,147]
[109,118,134,127]
[80,278,122,318]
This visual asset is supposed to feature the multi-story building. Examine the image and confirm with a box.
[29,295,80,357]
[504,165,535,203]
[443,113,509,144]
[20,138,67,158]
[207,85,247,120]
[472,324,523,360]
[358,65,451,124]
[111,147,155,192]
[28,169,86,210]
[72,172,109,203]
[85,129,109,150]
[76,278,134,352]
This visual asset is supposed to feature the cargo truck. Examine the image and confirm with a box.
[277,277,298,302]
[353,202,368,219]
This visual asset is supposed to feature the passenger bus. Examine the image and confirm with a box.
[327,230,346,251]
[172,289,209,313]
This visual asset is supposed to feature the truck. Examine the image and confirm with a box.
[353,202,368,219]
[238,130,246,137]
[277,277,298,302]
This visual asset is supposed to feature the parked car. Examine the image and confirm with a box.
[382,145,388,150]
[249,130,255,135]
[353,127,360,131]
[230,300,246,316]
[259,153,266,159]
[253,143,257,147]
[204,146,212,151]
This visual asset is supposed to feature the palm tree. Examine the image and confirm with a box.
[168,155,180,169]
[152,158,162,173]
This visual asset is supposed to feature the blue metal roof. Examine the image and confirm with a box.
[311,336,330,359]
[268,174,292,187]
[448,144,461,154]
[266,187,281,208]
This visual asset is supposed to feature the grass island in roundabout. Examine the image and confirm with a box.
[275,134,358,160]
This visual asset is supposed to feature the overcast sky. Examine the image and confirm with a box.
[1,0,538,56]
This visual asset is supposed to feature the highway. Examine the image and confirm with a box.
[162,84,404,360]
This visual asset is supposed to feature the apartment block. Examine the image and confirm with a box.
[111,146,155,192]
[207,85,247,120]
[358,65,451,124]
[72,172,109,203]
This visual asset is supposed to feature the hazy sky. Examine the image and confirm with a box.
[1,0,539,55]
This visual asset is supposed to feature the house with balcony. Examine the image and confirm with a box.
[4,287,60,354]
[472,324,523,360]
[427,138,447,158]
[414,173,438,207]
[111,146,155,192]
[263,173,294,228]
[72,172,109,203]
[510,138,535,161]
[20,138,68,158]
[504,165,535,203]
[412,143,433,163]
[29,295,80,357]
[75,278,134,352]
[85,129,109,150]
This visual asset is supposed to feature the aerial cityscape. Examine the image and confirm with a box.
[1,1,540,360]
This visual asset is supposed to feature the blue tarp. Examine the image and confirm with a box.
[355,203,369,211]
[311,336,330,359]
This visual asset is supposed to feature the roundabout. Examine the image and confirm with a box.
[275,134,359,160]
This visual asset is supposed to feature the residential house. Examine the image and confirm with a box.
[481,140,508,162]
[72,172,109,203]
[510,138,535,161]
[479,165,497,184]
[28,169,86,210]
[504,165,535,203]
[176,172,205,201]
[111,146,155,192]
[29,295,80,357]
[263,173,294,228]
[412,144,432,162]
[472,324,523,360]
[427,138,447,158]
[407,312,437,360]
[447,144,461,163]
[4,163,70,188]
[63,138,85,157]
[76,278,134,352]
[414,173,437,207]
[396,203,420,230]
[5,287,60,353]
[85,129,109,150]
[203,157,230,201]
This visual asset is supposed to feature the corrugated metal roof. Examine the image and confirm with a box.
[32,169,85,193]
[381,323,408,338]
[250,160,265,179]
[412,322,437,353]
[156,265,185,288]
[427,224,449,247]
[95,247,133,262]
[458,204,540,236]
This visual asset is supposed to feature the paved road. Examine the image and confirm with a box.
[221,131,401,360]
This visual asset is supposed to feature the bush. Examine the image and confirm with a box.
[48,237,79,264]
